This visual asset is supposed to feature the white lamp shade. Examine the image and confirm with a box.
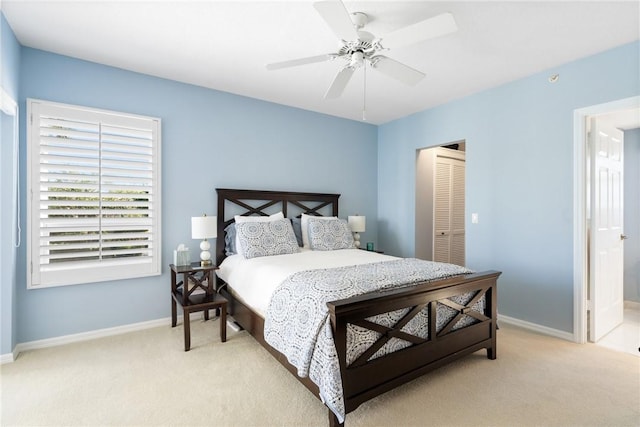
[191,215,217,239]
[348,215,366,233]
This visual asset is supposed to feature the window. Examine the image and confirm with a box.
[27,99,161,288]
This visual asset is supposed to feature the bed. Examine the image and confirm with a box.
[215,188,500,426]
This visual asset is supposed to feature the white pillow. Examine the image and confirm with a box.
[234,212,284,256]
[301,213,337,248]
[234,211,284,223]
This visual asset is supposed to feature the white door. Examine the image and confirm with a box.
[589,118,625,342]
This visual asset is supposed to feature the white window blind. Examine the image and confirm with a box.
[27,99,161,288]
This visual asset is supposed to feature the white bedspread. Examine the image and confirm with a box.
[216,248,397,317]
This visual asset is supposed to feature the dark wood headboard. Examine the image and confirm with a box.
[215,189,340,265]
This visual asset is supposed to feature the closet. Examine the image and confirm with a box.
[415,145,466,266]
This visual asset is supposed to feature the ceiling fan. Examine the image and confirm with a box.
[266,0,458,100]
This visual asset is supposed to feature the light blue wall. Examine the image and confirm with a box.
[624,128,640,302]
[4,26,639,348]
[378,41,640,334]
[15,47,377,344]
[1,13,21,356]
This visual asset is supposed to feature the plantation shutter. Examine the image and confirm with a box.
[27,100,161,288]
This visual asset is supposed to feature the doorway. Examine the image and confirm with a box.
[415,141,466,265]
[573,96,640,344]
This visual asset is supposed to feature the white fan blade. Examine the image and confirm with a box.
[324,67,355,98]
[379,12,457,49]
[266,54,334,70]
[314,1,359,41]
[370,56,425,86]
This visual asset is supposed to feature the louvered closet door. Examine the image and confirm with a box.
[434,161,451,263]
[450,161,465,266]
[433,156,465,266]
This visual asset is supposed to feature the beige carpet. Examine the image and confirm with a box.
[1,320,638,427]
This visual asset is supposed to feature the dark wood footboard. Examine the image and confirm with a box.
[328,270,500,418]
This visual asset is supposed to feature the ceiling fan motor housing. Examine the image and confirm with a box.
[339,35,376,69]
[335,11,377,69]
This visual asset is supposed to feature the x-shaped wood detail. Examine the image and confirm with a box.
[436,287,489,337]
[347,287,490,367]
[289,200,333,217]
[182,271,212,298]
[228,198,281,217]
[350,303,428,368]
[224,198,332,222]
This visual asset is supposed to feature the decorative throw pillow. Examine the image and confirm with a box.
[234,212,284,256]
[301,213,337,248]
[235,218,300,259]
[307,217,355,251]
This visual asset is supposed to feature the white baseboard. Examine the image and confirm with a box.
[498,314,574,342]
[0,350,17,364]
[1,311,223,364]
[2,315,184,364]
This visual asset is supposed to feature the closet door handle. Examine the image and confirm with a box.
[620,234,627,240]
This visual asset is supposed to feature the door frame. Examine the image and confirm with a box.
[415,141,466,262]
[573,95,638,344]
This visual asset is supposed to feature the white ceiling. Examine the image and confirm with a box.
[598,108,640,130]
[3,1,639,124]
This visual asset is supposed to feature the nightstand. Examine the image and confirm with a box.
[170,262,227,351]
[360,248,384,254]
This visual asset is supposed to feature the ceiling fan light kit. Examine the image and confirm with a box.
[266,0,458,113]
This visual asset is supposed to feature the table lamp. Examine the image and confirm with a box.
[191,214,217,266]
[348,215,366,249]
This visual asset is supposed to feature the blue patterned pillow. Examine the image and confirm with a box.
[235,218,300,259]
[307,217,355,251]
[224,223,237,255]
[290,217,303,247]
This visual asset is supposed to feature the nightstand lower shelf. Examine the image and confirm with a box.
[171,290,227,351]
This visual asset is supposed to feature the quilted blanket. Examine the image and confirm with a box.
[263,258,472,422]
